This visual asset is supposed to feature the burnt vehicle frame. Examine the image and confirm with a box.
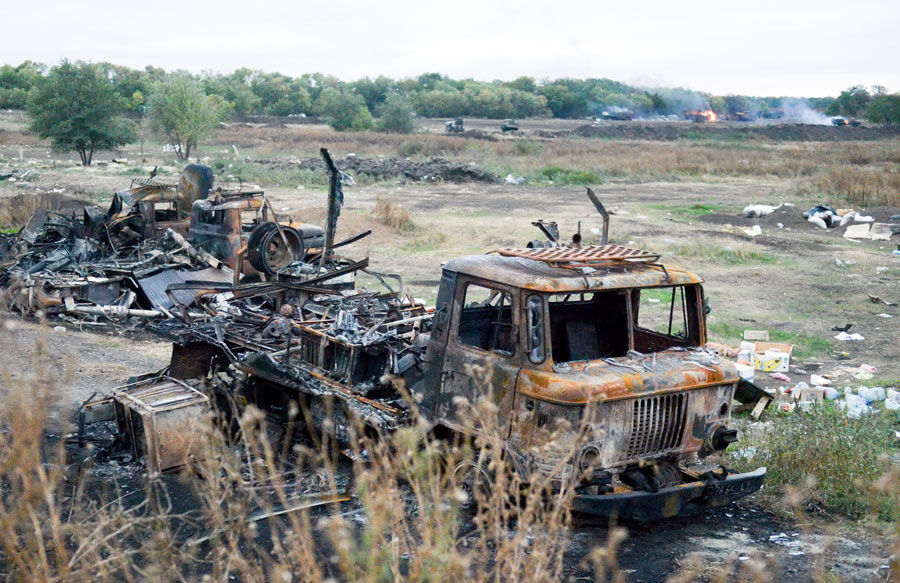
[75,175,766,521]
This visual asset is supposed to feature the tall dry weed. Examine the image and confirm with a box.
[373,194,414,232]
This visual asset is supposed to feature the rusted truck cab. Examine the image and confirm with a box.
[189,191,325,275]
[414,245,765,521]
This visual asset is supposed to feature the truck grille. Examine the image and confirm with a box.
[625,393,688,458]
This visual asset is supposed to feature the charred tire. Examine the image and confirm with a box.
[449,457,494,513]
[247,222,304,275]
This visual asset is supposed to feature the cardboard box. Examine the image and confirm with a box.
[751,341,794,373]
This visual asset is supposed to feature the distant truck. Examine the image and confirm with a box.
[501,119,519,132]
[101,188,766,521]
[599,109,634,121]
[446,118,465,133]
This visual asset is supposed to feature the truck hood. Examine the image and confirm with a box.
[517,348,737,404]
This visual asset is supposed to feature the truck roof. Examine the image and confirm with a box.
[443,253,703,293]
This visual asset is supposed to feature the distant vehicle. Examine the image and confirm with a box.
[832,117,849,126]
[761,111,785,119]
[733,112,756,122]
[446,118,465,133]
[848,118,862,127]
[600,109,634,121]
[501,119,519,132]
[683,109,718,123]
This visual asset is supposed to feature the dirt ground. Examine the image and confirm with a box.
[1,110,898,581]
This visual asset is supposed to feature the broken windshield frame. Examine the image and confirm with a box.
[539,284,702,364]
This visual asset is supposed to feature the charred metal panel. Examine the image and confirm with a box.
[136,267,231,310]
[113,378,209,474]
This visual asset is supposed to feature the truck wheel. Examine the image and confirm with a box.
[247,222,304,274]
[450,458,493,512]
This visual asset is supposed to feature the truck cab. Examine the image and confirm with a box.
[414,245,765,520]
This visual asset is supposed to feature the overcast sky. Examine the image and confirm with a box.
[4,0,898,97]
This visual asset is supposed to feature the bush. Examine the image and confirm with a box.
[376,93,416,134]
[349,106,374,131]
[731,406,899,518]
[867,93,900,125]
[397,141,423,157]
[372,194,414,231]
[317,88,372,132]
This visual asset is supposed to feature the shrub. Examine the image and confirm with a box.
[375,93,416,134]
[397,141,423,157]
[372,194,414,231]
[349,106,374,132]
[730,406,899,518]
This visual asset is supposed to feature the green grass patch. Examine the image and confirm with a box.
[650,202,725,219]
[538,166,602,185]
[212,159,333,188]
[707,321,831,358]
[667,242,775,265]
[730,405,899,519]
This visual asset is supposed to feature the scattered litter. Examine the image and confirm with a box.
[834,331,864,341]
[52,325,66,333]
[743,225,762,237]
[860,363,877,373]
[854,214,874,223]
[743,204,780,218]
[776,222,784,229]
[843,223,871,239]
[870,223,893,240]
[743,330,770,342]
[868,294,897,306]
[505,174,526,185]
[803,205,840,228]
[810,374,831,386]
[770,372,791,382]
[857,386,886,403]
[831,323,852,332]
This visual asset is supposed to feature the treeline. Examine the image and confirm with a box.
[0,60,845,120]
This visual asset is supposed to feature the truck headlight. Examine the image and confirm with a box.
[579,445,601,473]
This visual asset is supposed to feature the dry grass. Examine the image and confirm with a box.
[0,341,581,582]
[2,334,899,581]
[0,191,88,229]
[815,165,900,207]
[372,194,414,232]
[208,124,900,189]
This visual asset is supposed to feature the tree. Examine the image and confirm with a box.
[316,88,372,131]
[826,85,871,117]
[26,60,135,166]
[375,93,416,133]
[148,73,228,161]
[866,94,900,125]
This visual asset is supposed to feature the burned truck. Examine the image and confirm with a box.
[90,181,765,522]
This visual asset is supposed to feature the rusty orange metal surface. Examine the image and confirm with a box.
[443,254,702,293]
[516,350,737,405]
[494,244,660,265]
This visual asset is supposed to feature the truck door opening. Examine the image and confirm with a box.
[457,283,515,356]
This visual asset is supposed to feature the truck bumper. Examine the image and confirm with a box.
[572,467,766,522]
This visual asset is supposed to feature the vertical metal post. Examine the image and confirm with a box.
[319,148,343,271]
[586,187,609,244]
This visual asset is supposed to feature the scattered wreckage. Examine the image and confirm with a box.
[0,155,349,329]
[68,174,767,521]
